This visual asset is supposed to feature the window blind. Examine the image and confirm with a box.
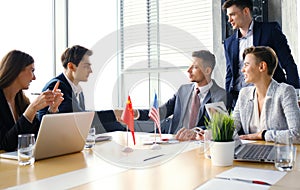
[119,0,213,107]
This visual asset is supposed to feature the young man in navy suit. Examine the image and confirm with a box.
[38,45,125,133]
[222,0,299,109]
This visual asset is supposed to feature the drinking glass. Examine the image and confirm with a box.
[85,127,96,149]
[204,129,212,159]
[274,131,294,171]
[18,134,35,166]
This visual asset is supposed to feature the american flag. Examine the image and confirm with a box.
[148,93,162,137]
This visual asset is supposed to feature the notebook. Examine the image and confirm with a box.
[0,111,95,161]
[234,140,275,163]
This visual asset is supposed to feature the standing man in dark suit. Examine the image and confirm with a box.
[133,50,231,141]
[222,0,300,109]
[38,45,125,132]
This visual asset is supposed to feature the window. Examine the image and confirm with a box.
[68,0,118,110]
[0,0,54,101]
[119,0,213,108]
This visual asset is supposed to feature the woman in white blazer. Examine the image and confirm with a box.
[233,46,300,144]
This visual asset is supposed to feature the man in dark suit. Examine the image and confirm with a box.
[135,50,231,141]
[222,0,300,109]
[38,45,125,133]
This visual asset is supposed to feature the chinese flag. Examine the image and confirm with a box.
[121,95,136,145]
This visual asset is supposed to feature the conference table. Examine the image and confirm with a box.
[0,131,299,190]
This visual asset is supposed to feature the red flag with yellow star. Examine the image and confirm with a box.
[121,95,136,145]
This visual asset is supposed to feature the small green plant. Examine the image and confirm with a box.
[205,113,235,142]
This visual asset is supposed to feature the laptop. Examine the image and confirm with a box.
[234,140,275,163]
[0,111,95,161]
[205,102,276,163]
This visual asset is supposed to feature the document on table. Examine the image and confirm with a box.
[196,167,287,190]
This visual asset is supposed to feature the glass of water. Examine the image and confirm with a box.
[18,134,35,166]
[204,129,212,159]
[274,131,294,171]
[85,127,95,149]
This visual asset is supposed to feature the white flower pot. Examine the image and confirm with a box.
[210,141,235,166]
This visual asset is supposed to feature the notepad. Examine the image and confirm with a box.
[195,167,287,190]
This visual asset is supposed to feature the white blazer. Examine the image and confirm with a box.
[233,80,300,144]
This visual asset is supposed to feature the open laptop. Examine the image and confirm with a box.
[234,140,275,163]
[205,102,275,163]
[0,111,95,161]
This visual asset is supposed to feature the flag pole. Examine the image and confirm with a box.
[154,123,157,144]
[126,124,129,147]
[122,124,133,153]
[151,123,161,150]
[150,91,161,150]
[121,95,134,153]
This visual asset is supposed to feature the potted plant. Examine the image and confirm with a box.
[205,113,235,166]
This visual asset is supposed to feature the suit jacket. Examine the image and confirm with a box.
[224,21,300,94]
[139,80,230,134]
[233,80,300,144]
[38,73,83,121]
[0,89,40,151]
[38,73,126,133]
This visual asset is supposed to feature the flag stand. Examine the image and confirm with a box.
[151,123,161,150]
[122,125,133,153]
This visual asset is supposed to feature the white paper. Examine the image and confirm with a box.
[216,167,286,185]
[196,167,287,190]
[241,139,256,144]
[196,178,269,190]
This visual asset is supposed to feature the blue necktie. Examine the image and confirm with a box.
[78,92,85,110]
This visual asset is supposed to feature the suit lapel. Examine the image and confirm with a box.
[253,21,261,46]
[244,88,255,134]
[232,33,239,74]
[59,73,84,112]
[179,85,194,127]
[264,80,277,129]
[200,91,211,117]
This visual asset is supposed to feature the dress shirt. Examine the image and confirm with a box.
[234,21,254,91]
[249,91,267,133]
[182,80,213,128]
[63,72,83,104]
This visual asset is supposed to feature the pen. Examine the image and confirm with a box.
[31,81,60,96]
[143,154,164,162]
[217,177,271,186]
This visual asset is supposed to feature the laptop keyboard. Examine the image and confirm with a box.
[242,144,273,160]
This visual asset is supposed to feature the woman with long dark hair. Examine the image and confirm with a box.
[0,50,63,151]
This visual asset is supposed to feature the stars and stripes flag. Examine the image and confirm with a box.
[148,93,162,138]
[121,95,136,145]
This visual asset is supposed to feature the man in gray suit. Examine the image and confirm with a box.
[137,50,231,141]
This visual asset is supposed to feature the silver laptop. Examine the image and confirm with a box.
[234,140,275,163]
[0,111,95,160]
